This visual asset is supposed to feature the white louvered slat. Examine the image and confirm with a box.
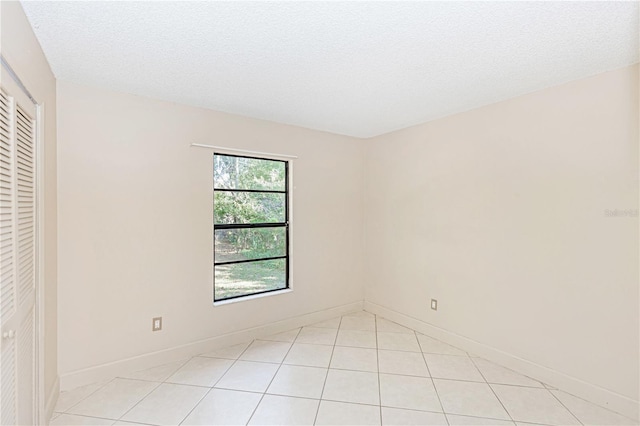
[0,89,15,322]
[14,105,34,307]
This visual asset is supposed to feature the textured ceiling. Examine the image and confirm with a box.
[21,1,639,138]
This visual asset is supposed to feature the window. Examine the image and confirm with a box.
[213,153,289,302]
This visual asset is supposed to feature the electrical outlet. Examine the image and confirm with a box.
[152,317,162,331]
[430,299,438,311]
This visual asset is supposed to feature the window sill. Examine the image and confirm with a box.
[213,288,292,306]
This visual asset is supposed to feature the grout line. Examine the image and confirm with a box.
[424,350,471,358]
[472,357,547,387]
[58,376,117,414]
[372,307,640,422]
[434,377,547,389]
[445,412,526,425]
[245,328,302,425]
[177,340,255,425]
[204,357,281,366]
[550,388,639,423]
[417,329,449,426]
[197,353,548,384]
[547,387,585,426]
[116,356,191,383]
[121,377,208,388]
[50,412,127,424]
[514,421,556,426]
[375,314,383,425]
[313,314,343,425]
[326,365,378,374]
[177,387,214,426]
[485,384,561,426]
[257,392,320,402]
[60,312,636,426]
[205,385,273,395]
[335,340,473,354]
[469,355,515,424]
[114,380,164,423]
[63,356,190,420]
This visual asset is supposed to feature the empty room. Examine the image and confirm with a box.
[0,1,638,425]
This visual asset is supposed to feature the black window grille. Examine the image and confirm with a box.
[213,153,289,302]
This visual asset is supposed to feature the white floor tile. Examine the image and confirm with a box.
[330,346,378,372]
[120,383,208,425]
[382,407,448,425]
[295,327,338,345]
[248,394,319,425]
[239,339,292,363]
[322,369,380,405]
[315,400,381,426]
[376,318,414,334]
[472,358,543,388]
[181,388,261,425]
[261,328,301,343]
[446,414,515,425]
[310,317,342,329]
[433,379,510,420]
[284,342,334,368]
[165,357,233,387]
[67,378,159,420]
[550,390,637,426]
[199,342,250,360]
[340,316,376,331]
[49,413,114,425]
[54,380,111,413]
[377,332,421,352]
[119,360,188,383]
[425,354,484,382]
[267,364,328,399]
[336,329,377,349]
[491,385,580,425]
[215,360,279,392]
[379,373,441,412]
[417,334,467,356]
[54,313,629,426]
[378,350,429,377]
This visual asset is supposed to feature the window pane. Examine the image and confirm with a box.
[214,258,286,301]
[214,154,285,191]
[215,227,286,263]
[214,191,285,224]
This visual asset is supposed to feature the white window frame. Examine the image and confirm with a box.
[202,145,295,305]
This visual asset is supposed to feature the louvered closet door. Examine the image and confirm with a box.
[0,66,37,426]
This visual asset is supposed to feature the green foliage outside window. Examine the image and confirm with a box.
[214,154,288,300]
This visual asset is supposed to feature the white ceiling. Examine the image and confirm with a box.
[21,1,639,138]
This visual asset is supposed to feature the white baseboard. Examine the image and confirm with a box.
[59,301,363,392]
[364,301,639,421]
[45,376,59,425]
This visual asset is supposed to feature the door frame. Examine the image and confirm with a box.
[35,101,45,425]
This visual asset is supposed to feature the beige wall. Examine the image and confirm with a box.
[54,46,638,413]
[0,0,58,409]
[56,81,366,376]
[365,65,639,402]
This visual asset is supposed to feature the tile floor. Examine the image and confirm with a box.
[50,311,637,426]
